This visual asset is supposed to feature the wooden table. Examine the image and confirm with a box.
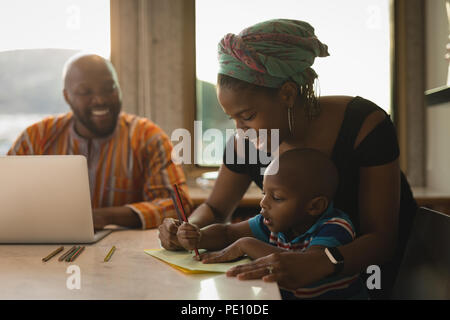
[0,229,280,300]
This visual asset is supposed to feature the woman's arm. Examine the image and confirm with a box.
[190,164,253,227]
[338,159,400,275]
[158,164,252,250]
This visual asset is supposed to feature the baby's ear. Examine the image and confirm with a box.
[306,196,329,217]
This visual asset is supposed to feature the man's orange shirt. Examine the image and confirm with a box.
[8,112,193,229]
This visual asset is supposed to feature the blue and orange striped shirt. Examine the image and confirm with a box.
[249,203,368,299]
[8,112,193,229]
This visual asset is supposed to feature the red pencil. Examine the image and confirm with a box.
[173,184,200,259]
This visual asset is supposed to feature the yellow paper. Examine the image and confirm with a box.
[144,249,252,274]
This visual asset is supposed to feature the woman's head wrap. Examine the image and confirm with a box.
[218,19,329,88]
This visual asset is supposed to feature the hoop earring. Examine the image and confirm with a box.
[288,106,294,134]
[307,78,320,120]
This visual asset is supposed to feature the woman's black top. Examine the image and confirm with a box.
[222,96,418,299]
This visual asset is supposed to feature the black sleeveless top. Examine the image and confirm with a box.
[222,96,418,298]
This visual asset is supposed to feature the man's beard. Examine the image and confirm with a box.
[72,104,121,138]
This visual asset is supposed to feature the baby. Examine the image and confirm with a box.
[177,148,367,299]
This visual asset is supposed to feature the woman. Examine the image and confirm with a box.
[159,19,417,299]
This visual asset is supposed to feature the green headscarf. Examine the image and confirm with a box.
[218,19,329,88]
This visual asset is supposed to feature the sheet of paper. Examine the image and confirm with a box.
[144,249,252,274]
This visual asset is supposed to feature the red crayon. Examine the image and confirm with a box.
[173,184,200,260]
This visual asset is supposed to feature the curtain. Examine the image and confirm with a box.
[393,0,426,187]
[110,0,196,137]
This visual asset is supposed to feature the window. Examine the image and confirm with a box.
[0,0,110,155]
[195,0,391,166]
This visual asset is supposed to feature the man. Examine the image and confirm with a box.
[8,53,192,230]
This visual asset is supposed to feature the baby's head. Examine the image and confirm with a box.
[260,148,338,237]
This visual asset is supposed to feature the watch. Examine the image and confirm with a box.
[324,247,344,277]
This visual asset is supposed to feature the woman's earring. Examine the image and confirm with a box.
[288,106,294,134]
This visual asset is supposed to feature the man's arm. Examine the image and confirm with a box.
[93,206,141,229]
[8,126,35,155]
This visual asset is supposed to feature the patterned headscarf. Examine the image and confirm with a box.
[218,19,329,88]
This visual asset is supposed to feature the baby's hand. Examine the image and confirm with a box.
[176,222,201,251]
[200,240,245,264]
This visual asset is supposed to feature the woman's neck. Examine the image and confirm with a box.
[280,103,316,151]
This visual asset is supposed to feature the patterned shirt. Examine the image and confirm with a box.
[8,112,193,229]
[248,203,367,299]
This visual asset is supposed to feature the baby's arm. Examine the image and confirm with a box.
[201,237,286,263]
[176,219,254,251]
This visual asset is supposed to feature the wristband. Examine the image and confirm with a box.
[324,247,344,277]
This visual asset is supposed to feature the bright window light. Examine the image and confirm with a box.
[0,0,110,155]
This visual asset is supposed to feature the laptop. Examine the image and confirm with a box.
[0,155,112,243]
[391,207,450,299]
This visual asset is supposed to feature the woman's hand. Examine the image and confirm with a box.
[200,238,246,263]
[176,222,202,251]
[157,165,252,250]
[226,250,334,290]
[158,218,183,250]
